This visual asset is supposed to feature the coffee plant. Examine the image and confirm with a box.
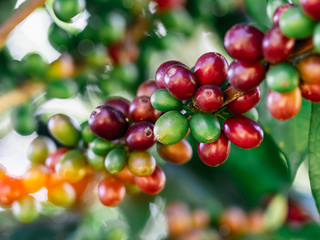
[0,0,320,239]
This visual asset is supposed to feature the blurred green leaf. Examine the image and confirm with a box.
[0,0,16,24]
[244,0,272,28]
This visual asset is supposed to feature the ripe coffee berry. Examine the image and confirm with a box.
[193,52,228,86]
[129,96,161,123]
[198,132,231,167]
[134,166,166,195]
[128,151,156,177]
[125,121,156,151]
[300,0,320,20]
[227,87,261,114]
[300,82,320,102]
[137,80,158,97]
[194,85,224,113]
[223,115,264,149]
[157,139,192,164]
[297,55,320,84]
[155,60,186,88]
[273,3,293,25]
[105,97,131,119]
[98,177,126,207]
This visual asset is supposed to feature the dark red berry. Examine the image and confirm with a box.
[164,65,198,100]
[224,24,264,62]
[134,166,166,195]
[273,3,293,25]
[125,121,156,151]
[227,87,261,114]
[105,97,131,119]
[155,60,186,89]
[156,0,186,12]
[223,115,263,149]
[137,80,158,97]
[262,26,295,64]
[193,52,228,86]
[227,60,266,92]
[129,96,161,123]
[194,85,224,112]
[198,132,230,167]
[300,0,320,20]
[89,105,128,140]
[300,82,320,102]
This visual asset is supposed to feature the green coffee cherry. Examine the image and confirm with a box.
[266,0,288,21]
[243,108,259,122]
[46,80,78,99]
[27,136,56,164]
[48,23,71,51]
[314,23,320,53]
[11,104,36,135]
[266,63,299,93]
[12,196,40,223]
[21,53,48,78]
[90,138,114,156]
[80,121,95,144]
[86,149,104,170]
[279,6,316,39]
[104,148,127,174]
[190,113,220,143]
[53,0,85,22]
[151,89,182,112]
[48,114,81,147]
[154,111,189,145]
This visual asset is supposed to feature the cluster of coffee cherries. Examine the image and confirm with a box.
[224,0,320,121]
[151,52,264,167]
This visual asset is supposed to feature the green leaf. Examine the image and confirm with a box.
[308,103,320,214]
[244,0,272,28]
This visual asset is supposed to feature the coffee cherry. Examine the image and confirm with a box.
[198,132,231,167]
[137,80,158,97]
[11,104,36,136]
[80,121,95,144]
[157,139,192,164]
[224,24,264,62]
[22,165,47,193]
[266,63,299,93]
[53,0,85,22]
[98,177,125,207]
[164,65,198,100]
[155,60,186,88]
[300,82,320,102]
[156,0,186,12]
[243,108,259,122]
[21,53,48,78]
[194,85,224,112]
[151,89,182,112]
[223,115,264,149]
[27,136,56,164]
[297,54,320,84]
[55,149,87,182]
[273,3,293,25]
[125,122,156,151]
[279,6,316,39]
[262,26,295,64]
[190,113,221,143]
[105,148,127,174]
[104,97,131,120]
[86,149,104,170]
[90,138,114,156]
[300,0,320,20]
[12,196,40,223]
[227,87,261,114]
[48,23,70,51]
[48,114,81,147]
[267,88,302,120]
[219,207,249,235]
[128,151,156,177]
[154,111,189,145]
[89,105,128,140]
[314,23,320,53]
[45,148,68,172]
[129,96,161,123]
[47,182,76,207]
[227,60,266,92]
[0,176,26,206]
[193,52,228,86]
[115,166,135,184]
[46,80,78,99]
[134,166,166,195]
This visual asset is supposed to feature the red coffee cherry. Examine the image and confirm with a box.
[125,121,156,151]
[137,80,158,97]
[198,132,231,167]
[300,0,320,20]
[193,52,228,86]
[155,60,186,88]
[300,82,320,102]
[45,148,69,172]
[134,166,166,195]
[223,115,264,149]
[156,0,186,12]
[297,54,320,84]
[104,97,131,119]
[194,85,224,112]
[98,177,126,207]
[273,3,293,25]
[129,96,161,123]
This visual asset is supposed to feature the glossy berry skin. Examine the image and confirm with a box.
[137,80,158,97]
[164,65,198,100]
[27,136,56,164]
[98,177,125,207]
[279,6,316,39]
[104,148,127,174]
[0,176,26,206]
[89,105,128,140]
[190,113,221,143]
[129,96,161,123]
[104,97,131,119]
[128,151,156,177]
[227,87,261,114]
[300,0,320,20]
[22,166,47,193]
[90,138,114,156]
[262,26,295,64]
[193,52,228,86]
[80,121,95,144]
[224,24,264,62]
[194,85,224,112]
[223,115,264,149]
[314,23,320,53]
[198,132,231,167]
[266,63,299,93]
[45,148,69,172]
[134,166,166,195]
[86,149,104,170]
[157,139,192,164]
[227,60,266,92]
[116,166,135,184]
[53,0,85,22]
[267,88,302,120]
[273,3,293,25]
[125,122,156,151]
[297,55,320,84]
[47,182,76,207]
[156,0,186,12]
[151,89,182,112]
[300,83,320,102]
[155,61,186,88]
